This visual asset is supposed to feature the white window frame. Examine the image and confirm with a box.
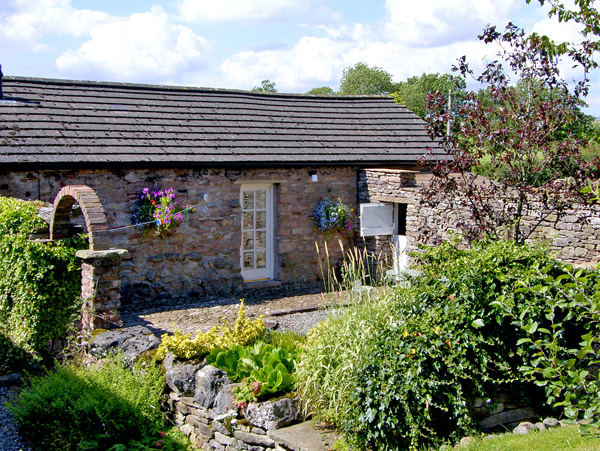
[240,184,274,282]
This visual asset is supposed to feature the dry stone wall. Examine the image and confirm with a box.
[0,167,356,303]
[359,168,600,267]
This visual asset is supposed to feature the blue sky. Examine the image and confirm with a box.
[2,0,599,115]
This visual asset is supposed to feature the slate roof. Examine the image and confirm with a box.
[0,76,445,169]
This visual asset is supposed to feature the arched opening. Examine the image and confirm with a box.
[50,185,110,250]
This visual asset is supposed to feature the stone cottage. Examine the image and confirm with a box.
[0,75,445,302]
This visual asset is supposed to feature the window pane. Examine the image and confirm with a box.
[255,190,266,209]
[255,211,266,229]
[243,191,254,210]
[255,231,266,249]
[256,251,266,268]
[243,212,254,230]
[243,232,254,250]
[243,252,254,269]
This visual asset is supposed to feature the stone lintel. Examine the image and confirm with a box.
[76,249,129,260]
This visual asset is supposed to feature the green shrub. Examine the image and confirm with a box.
[295,291,398,424]
[299,239,600,450]
[0,234,86,354]
[0,196,86,359]
[0,196,46,236]
[206,341,299,403]
[8,354,170,450]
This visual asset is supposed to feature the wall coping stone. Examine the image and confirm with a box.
[76,249,129,260]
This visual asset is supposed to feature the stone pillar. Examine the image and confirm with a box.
[76,249,129,330]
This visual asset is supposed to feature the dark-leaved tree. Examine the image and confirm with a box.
[423,22,600,244]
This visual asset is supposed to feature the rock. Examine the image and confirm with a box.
[455,437,475,448]
[0,373,22,386]
[543,417,560,428]
[89,325,160,364]
[212,420,230,436]
[234,430,275,447]
[535,422,547,431]
[118,332,161,365]
[478,407,537,429]
[194,365,231,409]
[167,361,204,396]
[214,431,236,447]
[513,422,537,435]
[213,383,238,415]
[243,397,303,431]
[162,352,176,371]
[512,425,531,435]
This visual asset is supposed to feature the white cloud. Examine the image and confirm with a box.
[56,6,212,83]
[384,0,519,47]
[178,0,303,22]
[0,0,109,50]
[218,16,499,93]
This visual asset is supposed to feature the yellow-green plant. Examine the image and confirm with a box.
[156,300,265,360]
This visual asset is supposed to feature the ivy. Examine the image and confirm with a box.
[0,196,86,365]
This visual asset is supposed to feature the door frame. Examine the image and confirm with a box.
[240,183,275,282]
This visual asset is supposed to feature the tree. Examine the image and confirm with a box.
[306,86,336,96]
[423,22,600,244]
[393,73,466,119]
[251,79,277,93]
[338,62,395,95]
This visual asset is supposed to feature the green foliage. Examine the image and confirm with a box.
[306,86,336,96]
[7,354,173,450]
[500,263,600,423]
[295,293,397,424]
[0,332,39,374]
[299,239,596,450]
[156,300,265,360]
[263,329,307,348]
[338,62,395,95]
[393,72,466,119]
[0,196,46,236]
[251,79,277,93]
[0,196,86,358]
[206,342,298,403]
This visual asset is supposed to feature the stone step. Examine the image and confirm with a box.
[267,421,339,451]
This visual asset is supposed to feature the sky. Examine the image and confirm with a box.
[2,0,600,115]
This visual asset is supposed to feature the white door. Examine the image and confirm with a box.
[240,184,274,281]
[392,203,409,273]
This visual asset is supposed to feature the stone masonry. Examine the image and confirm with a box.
[358,168,600,267]
[0,167,356,303]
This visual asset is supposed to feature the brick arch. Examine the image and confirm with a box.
[50,185,110,251]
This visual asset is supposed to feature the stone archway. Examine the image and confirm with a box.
[50,185,110,250]
[50,185,128,329]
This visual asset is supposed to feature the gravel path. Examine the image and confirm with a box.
[120,285,349,336]
[0,386,35,451]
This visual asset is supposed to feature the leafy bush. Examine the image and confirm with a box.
[295,293,397,424]
[0,196,46,236]
[7,354,174,450]
[156,300,265,360]
[501,263,600,423]
[0,196,86,357]
[298,239,600,450]
[206,342,298,403]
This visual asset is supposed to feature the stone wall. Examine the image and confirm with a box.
[358,168,600,267]
[0,167,357,303]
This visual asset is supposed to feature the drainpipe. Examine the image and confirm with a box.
[0,65,3,100]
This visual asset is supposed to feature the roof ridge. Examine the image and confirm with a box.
[4,75,394,101]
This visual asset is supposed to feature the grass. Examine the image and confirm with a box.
[461,426,600,451]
